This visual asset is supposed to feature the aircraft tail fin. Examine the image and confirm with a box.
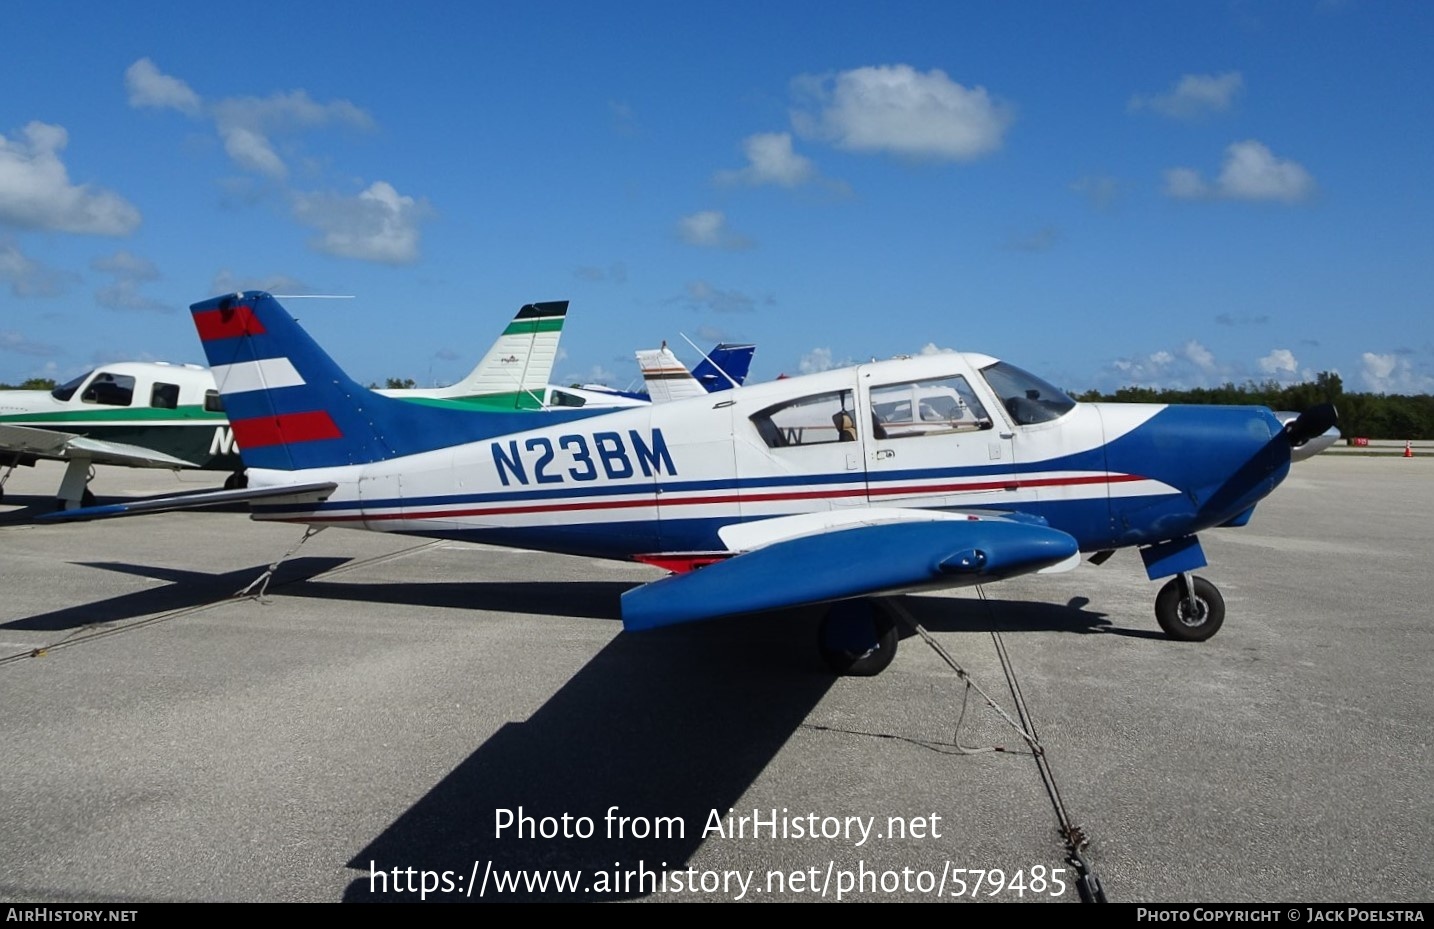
[636,344,707,403]
[692,343,756,393]
[419,300,567,408]
[190,292,586,471]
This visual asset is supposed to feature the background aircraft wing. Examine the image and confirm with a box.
[0,423,197,469]
[620,514,1080,631]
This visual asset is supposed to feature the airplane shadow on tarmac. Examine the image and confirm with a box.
[336,589,1131,902]
[342,609,839,903]
[0,557,352,632]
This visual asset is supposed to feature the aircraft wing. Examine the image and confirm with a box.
[0,423,197,469]
[34,481,339,522]
[621,512,1080,631]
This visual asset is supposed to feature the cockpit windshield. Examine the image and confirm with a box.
[980,361,1077,425]
[50,371,92,402]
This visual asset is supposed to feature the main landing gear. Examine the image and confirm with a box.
[817,599,899,676]
[1154,572,1225,642]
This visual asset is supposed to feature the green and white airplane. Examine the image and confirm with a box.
[0,300,569,510]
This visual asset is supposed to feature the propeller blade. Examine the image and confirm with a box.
[1283,403,1339,448]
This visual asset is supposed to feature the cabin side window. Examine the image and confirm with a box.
[203,390,225,413]
[80,372,135,407]
[868,376,992,440]
[750,389,856,448]
[151,382,180,409]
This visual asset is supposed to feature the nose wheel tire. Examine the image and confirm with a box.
[1155,575,1225,642]
[818,600,899,676]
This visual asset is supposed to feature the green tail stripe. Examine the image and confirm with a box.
[500,318,566,336]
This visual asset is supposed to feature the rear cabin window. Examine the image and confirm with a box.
[151,382,180,409]
[751,390,857,448]
[80,372,135,407]
[203,390,225,413]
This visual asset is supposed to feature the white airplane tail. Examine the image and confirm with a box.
[635,344,707,404]
[388,300,567,409]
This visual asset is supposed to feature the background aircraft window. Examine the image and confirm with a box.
[80,372,135,407]
[979,361,1076,425]
[204,390,225,413]
[151,382,180,409]
[868,376,991,438]
[549,390,587,408]
[751,389,855,448]
[50,371,92,402]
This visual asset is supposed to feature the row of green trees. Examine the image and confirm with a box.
[1075,371,1434,440]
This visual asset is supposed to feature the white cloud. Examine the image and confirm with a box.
[1130,72,1243,120]
[212,90,373,179]
[917,343,957,355]
[1166,140,1315,203]
[1070,175,1121,209]
[124,58,202,115]
[1360,352,1434,394]
[573,261,627,284]
[1217,140,1316,202]
[1106,341,1238,389]
[125,59,374,180]
[676,210,752,250]
[220,126,286,178]
[210,270,313,296]
[1258,348,1298,376]
[0,122,141,235]
[682,279,756,314]
[715,133,816,187]
[1002,226,1060,252]
[91,249,170,313]
[292,181,432,265]
[1162,167,1209,199]
[1182,340,1217,371]
[791,64,1013,161]
[563,363,619,387]
[0,240,74,297]
[0,329,61,358]
[799,347,835,374]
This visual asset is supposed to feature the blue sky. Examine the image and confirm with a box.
[3,1,1432,394]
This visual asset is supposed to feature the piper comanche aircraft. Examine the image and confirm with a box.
[45,292,1339,675]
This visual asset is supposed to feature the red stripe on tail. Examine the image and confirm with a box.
[230,411,343,449]
[194,306,266,340]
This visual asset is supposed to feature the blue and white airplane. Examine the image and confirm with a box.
[46,292,1339,675]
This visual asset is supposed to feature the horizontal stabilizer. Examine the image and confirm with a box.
[621,518,1079,631]
[36,481,338,523]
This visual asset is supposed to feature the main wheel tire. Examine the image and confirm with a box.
[1155,575,1225,642]
[818,600,899,676]
[224,470,248,490]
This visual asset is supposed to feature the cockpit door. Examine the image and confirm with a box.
[859,365,1016,510]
